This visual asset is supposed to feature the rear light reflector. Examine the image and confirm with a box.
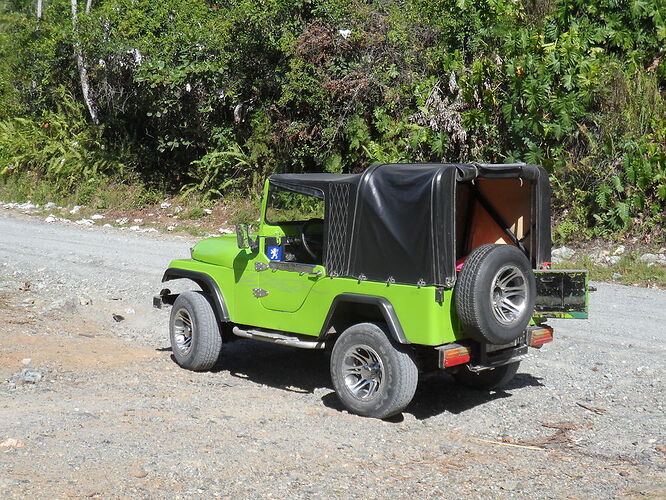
[529,327,553,347]
[442,346,471,367]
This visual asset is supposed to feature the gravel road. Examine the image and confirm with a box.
[1,211,665,499]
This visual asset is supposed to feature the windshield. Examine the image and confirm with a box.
[265,185,324,225]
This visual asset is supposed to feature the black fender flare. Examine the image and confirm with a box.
[319,293,409,344]
[161,268,230,322]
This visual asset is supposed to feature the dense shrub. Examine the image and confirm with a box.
[0,0,663,239]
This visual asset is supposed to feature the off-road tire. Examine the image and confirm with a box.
[169,291,222,371]
[455,244,536,345]
[330,323,418,419]
[452,361,520,390]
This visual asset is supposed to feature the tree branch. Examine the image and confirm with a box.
[71,0,99,125]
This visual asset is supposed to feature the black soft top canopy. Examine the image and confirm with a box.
[269,173,358,199]
[268,163,551,287]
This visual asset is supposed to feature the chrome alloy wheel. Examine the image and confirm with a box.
[173,308,194,355]
[342,345,384,400]
[490,265,528,325]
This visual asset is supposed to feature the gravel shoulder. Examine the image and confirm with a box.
[1,212,665,499]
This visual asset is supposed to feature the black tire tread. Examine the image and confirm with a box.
[330,322,418,419]
[455,244,535,344]
[170,291,222,371]
[455,244,495,340]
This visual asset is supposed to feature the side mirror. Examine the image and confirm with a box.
[235,223,258,252]
[236,223,250,249]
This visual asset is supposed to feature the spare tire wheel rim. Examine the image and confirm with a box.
[173,308,194,355]
[490,265,528,325]
[342,345,384,400]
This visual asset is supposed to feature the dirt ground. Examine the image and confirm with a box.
[1,212,665,498]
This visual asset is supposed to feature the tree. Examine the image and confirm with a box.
[70,0,98,125]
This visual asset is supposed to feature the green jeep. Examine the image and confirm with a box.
[155,163,588,419]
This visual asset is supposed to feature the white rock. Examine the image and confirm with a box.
[103,224,112,228]
[20,368,42,383]
[75,219,94,226]
[0,438,25,449]
[141,228,158,233]
[607,256,621,265]
[44,202,57,209]
[129,225,141,231]
[91,214,105,220]
[147,213,155,217]
[613,245,625,256]
[44,215,57,223]
[133,218,143,223]
[115,217,128,225]
[69,205,82,214]
[551,246,575,264]
[639,254,658,266]
[167,225,176,231]
[174,206,183,214]
[203,208,213,215]
[160,202,171,209]
[21,358,31,366]
[218,228,233,234]
[338,29,352,39]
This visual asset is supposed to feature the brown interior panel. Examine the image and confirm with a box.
[456,178,533,258]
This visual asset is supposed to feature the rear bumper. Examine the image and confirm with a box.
[437,325,553,371]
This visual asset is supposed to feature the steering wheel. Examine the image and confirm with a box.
[301,218,324,261]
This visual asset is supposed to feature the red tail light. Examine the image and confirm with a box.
[529,326,553,347]
[441,346,471,367]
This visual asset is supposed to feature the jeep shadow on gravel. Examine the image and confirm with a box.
[155,163,589,419]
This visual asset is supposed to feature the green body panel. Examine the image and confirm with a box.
[258,266,321,312]
[168,238,463,346]
[191,234,239,267]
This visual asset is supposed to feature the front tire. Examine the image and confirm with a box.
[169,291,222,371]
[452,361,520,390]
[330,323,418,419]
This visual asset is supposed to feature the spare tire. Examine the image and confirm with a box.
[455,244,535,345]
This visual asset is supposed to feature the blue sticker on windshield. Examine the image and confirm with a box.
[267,246,283,261]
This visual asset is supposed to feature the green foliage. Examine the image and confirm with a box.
[555,253,666,289]
[0,0,664,240]
[0,93,127,190]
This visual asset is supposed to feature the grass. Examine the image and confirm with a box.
[0,174,163,211]
[555,253,666,289]
[170,224,210,237]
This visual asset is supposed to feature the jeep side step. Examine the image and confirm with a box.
[232,326,325,349]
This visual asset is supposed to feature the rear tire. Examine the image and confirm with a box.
[330,323,418,419]
[169,291,222,371]
[452,361,520,390]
